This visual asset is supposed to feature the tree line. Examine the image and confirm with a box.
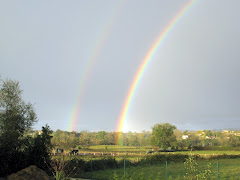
[50,124,240,150]
[51,130,151,148]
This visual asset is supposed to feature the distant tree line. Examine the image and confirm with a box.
[51,124,240,150]
[173,129,240,150]
[51,130,152,149]
[150,123,240,150]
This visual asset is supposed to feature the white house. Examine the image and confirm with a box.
[182,135,189,139]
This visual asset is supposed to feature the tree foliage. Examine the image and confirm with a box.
[0,78,52,176]
[150,123,176,149]
[0,78,37,137]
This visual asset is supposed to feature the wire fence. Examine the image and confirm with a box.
[78,158,240,179]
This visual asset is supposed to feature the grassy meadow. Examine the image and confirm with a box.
[51,145,240,179]
[77,158,240,180]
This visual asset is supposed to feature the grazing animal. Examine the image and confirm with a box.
[70,149,79,155]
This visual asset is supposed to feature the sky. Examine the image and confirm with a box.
[1,0,240,132]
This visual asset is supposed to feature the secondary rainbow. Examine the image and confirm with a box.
[116,0,196,142]
[68,0,127,131]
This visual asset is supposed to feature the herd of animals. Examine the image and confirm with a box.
[52,148,112,156]
[53,148,86,155]
[53,148,175,156]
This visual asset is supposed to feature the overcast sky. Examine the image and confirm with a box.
[1,0,240,132]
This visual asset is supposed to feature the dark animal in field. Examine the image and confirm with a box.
[146,150,154,154]
[58,148,64,153]
[54,148,64,154]
[70,149,79,155]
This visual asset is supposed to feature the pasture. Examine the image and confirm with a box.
[77,158,240,179]
[52,145,240,160]
[51,145,240,179]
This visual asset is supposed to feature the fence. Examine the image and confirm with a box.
[78,158,240,179]
[53,153,240,179]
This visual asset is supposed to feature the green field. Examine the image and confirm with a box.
[76,158,240,179]
[66,145,240,155]
[88,145,148,151]
[52,145,240,179]
[55,145,240,162]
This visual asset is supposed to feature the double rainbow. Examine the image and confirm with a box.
[116,0,196,143]
[68,0,127,132]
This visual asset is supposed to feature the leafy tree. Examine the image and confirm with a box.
[0,78,37,141]
[150,123,176,149]
[0,78,53,176]
[228,134,240,147]
[79,131,91,147]
[97,131,108,145]
[26,125,53,172]
[128,132,139,146]
[0,78,37,142]
[188,133,201,147]
[0,78,38,175]
[106,132,117,145]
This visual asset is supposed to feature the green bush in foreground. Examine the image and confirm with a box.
[184,152,211,179]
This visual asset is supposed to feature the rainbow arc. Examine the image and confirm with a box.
[116,0,196,144]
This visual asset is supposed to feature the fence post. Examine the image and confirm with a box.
[91,158,92,178]
[124,159,126,179]
[166,161,167,180]
[217,161,219,180]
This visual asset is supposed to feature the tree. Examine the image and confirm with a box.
[0,78,37,139]
[0,78,37,150]
[0,78,52,176]
[97,131,108,145]
[79,131,91,147]
[150,123,176,149]
[26,125,53,171]
[228,134,240,147]
[105,132,117,145]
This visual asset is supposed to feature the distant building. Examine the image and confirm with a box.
[182,135,189,139]
[206,136,217,139]
[27,130,43,137]
[196,132,205,137]
[35,130,43,135]
[222,130,229,134]
[222,130,236,135]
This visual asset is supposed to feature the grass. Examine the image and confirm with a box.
[52,145,240,164]
[51,145,240,179]
[177,150,240,155]
[76,158,240,179]
[80,145,240,154]
[52,155,144,164]
[88,145,149,152]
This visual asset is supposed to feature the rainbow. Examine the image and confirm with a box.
[116,0,196,143]
[68,0,127,132]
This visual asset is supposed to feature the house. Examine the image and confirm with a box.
[206,136,217,139]
[35,130,43,135]
[182,135,189,139]
[222,130,229,134]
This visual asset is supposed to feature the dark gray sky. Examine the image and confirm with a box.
[1,0,240,132]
